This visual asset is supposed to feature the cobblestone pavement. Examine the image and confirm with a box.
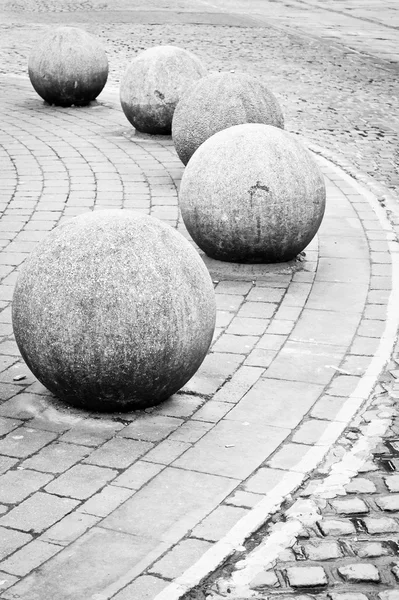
[0,1,398,599]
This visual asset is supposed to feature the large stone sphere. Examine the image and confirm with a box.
[28,27,108,107]
[120,45,207,135]
[12,211,216,411]
[179,124,326,263]
[172,72,284,165]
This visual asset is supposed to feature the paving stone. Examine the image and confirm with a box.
[153,393,204,418]
[249,570,280,590]
[0,427,57,458]
[375,495,399,512]
[345,478,377,494]
[0,571,19,593]
[21,442,90,473]
[182,352,244,396]
[330,497,369,515]
[44,464,117,500]
[58,420,125,446]
[385,475,399,492]
[329,594,369,600]
[0,527,155,597]
[0,491,78,533]
[0,539,61,577]
[118,415,182,442]
[83,437,153,468]
[173,419,289,479]
[363,516,399,533]
[0,526,32,560]
[317,519,356,536]
[0,469,52,504]
[102,467,236,540]
[338,563,380,583]
[79,485,135,517]
[303,541,343,561]
[112,575,168,600]
[228,378,323,429]
[191,505,248,542]
[213,334,259,355]
[285,566,328,588]
[244,467,288,494]
[150,538,212,579]
[0,455,18,475]
[224,490,262,508]
[41,512,100,547]
[378,592,399,600]
[355,541,389,558]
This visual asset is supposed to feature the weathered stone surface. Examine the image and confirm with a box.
[375,495,399,512]
[363,517,399,534]
[385,475,399,492]
[303,541,343,561]
[179,124,326,263]
[285,566,328,588]
[120,45,207,134]
[317,519,356,536]
[330,497,369,515]
[345,478,376,494]
[338,563,380,583]
[28,27,108,106]
[172,71,284,165]
[12,210,216,411]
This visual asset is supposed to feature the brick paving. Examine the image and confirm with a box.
[0,1,398,599]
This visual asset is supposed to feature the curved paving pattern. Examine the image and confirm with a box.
[0,76,396,600]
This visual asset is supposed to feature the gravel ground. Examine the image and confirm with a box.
[0,1,398,197]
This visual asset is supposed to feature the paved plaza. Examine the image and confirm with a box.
[0,1,398,599]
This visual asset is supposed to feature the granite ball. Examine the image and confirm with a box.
[179,123,326,263]
[12,210,216,411]
[28,27,108,107]
[120,45,207,135]
[172,72,284,165]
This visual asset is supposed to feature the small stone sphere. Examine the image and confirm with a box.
[120,45,207,135]
[172,72,284,165]
[179,124,326,263]
[28,27,108,107]
[12,211,216,411]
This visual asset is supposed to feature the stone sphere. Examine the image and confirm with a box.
[172,72,284,165]
[12,211,216,411]
[120,45,207,135]
[179,124,326,263]
[28,27,108,107]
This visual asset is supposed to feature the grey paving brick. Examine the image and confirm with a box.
[303,541,343,561]
[83,437,153,468]
[0,469,52,504]
[338,563,380,583]
[21,442,89,473]
[363,516,399,533]
[345,478,377,494]
[0,427,57,458]
[285,566,328,588]
[45,464,117,500]
[41,512,100,547]
[330,497,369,515]
[112,575,168,600]
[150,538,212,579]
[317,519,356,536]
[118,415,182,442]
[0,526,32,560]
[375,495,399,512]
[192,505,248,542]
[0,491,78,533]
[0,539,61,577]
